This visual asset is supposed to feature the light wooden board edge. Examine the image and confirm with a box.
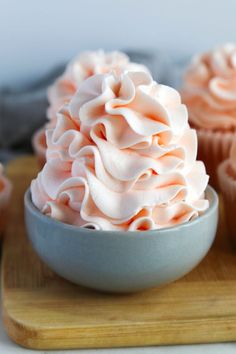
[3,304,236,350]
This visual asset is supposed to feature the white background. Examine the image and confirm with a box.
[0,0,236,87]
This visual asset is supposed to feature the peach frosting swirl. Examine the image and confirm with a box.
[182,43,236,131]
[47,50,148,123]
[31,70,209,231]
[228,140,236,175]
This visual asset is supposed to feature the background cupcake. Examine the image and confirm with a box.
[0,163,12,235]
[218,140,236,245]
[182,43,236,188]
[32,50,148,168]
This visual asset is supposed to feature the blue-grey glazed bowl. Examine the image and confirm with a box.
[24,186,218,293]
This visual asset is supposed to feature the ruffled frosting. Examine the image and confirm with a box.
[47,50,149,123]
[228,140,236,176]
[182,43,236,130]
[31,70,209,231]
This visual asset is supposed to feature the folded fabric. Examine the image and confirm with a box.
[0,65,64,150]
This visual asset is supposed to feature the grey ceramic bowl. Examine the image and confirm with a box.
[24,186,218,293]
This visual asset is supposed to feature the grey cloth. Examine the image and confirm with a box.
[0,65,64,151]
[0,51,189,162]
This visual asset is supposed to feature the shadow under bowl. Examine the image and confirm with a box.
[24,186,218,293]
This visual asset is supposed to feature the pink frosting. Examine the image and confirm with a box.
[31,70,209,231]
[229,139,236,175]
[0,163,12,209]
[182,43,236,130]
[47,50,149,123]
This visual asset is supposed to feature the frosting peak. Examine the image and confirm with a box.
[47,50,149,122]
[32,70,209,231]
[182,43,236,130]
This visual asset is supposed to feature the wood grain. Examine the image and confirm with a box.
[2,156,236,350]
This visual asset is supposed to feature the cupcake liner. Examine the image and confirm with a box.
[0,175,12,237]
[196,128,236,190]
[218,159,236,245]
[32,126,47,168]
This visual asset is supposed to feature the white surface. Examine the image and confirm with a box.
[0,305,236,354]
[1,0,236,87]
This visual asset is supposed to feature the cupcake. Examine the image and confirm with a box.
[31,69,210,231]
[218,140,236,244]
[182,43,236,189]
[32,50,149,168]
[0,163,12,235]
[32,126,47,168]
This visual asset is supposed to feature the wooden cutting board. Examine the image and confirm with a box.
[2,156,236,350]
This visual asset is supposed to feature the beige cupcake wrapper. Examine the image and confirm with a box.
[196,129,236,189]
[218,160,236,201]
[218,159,236,243]
[197,129,235,162]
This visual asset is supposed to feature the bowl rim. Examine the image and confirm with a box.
[24,185,218,237]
